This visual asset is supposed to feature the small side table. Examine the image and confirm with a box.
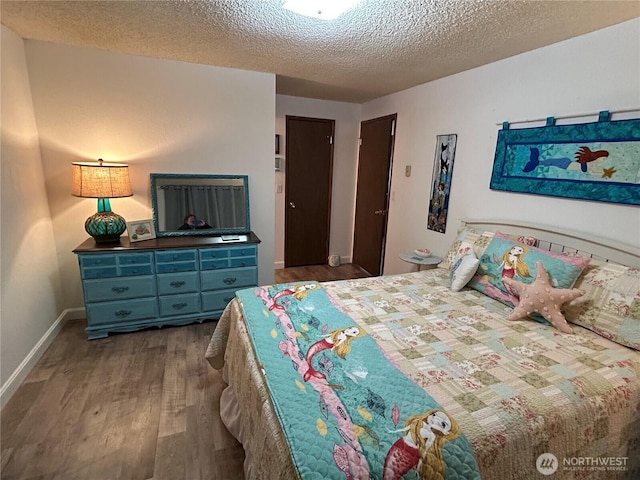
[399,252,442,271]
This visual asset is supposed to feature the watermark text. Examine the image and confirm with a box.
[536,453,628,475]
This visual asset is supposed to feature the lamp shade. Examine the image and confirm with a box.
[72,160,133,198]
[71,159,133,243]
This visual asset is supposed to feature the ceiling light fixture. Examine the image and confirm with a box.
[283,0,361,20]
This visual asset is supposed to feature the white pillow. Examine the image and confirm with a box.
[449,253,480,292]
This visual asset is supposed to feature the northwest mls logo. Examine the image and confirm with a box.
[536,453,559,475]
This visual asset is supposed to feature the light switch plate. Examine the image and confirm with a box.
[405,165,412,177]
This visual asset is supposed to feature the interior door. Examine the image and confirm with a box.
[352,114,397,276]
[285,116,335,267]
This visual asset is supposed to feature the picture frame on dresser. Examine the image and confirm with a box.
[126,219,156,242]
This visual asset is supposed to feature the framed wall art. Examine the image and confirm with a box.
[427,133,457,233]
[490,112,640,205]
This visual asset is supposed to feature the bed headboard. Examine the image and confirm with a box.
[460,218,639,268]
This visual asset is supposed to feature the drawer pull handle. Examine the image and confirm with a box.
[170,281,186,288]
[112,286,129,294]
[224,296,234,303]
[115,310,132,318]
[223,277,237,285]
[172,302,187,310]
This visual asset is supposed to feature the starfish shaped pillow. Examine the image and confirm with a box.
[502,261,584,333]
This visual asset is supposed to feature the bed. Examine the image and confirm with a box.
[206,219,640,479]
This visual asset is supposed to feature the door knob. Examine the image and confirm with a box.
[374,209,387,215]
[289,202,296,208]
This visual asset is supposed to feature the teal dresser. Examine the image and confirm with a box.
[73,233,260,339]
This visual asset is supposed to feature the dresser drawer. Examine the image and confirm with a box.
[83,276,156,302]
[159,293,201,317]
[156,261,197,274]
[120,264,154,276]
[86,298,158,325]
[229,256,256,268]
[80,255,116,268]
[201,289,238,312]
[229,246,257,257]
[156,250,197,263]
[200,248,229,260]
[118,253,153,265]
[82,266,119,279]
[79,252,153,279]
[200,267,257,291]
[200,258,229,270]
[155,249,198,274]
[157,272,199,295]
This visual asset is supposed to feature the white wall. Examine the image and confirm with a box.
[275,95,361,268]
[23,41,276,309]
[1,26,64,402]
[362,19,640,275]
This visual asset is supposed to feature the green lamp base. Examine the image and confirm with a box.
[85,198,126,243]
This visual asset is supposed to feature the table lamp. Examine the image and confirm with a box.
[72,158,133,243]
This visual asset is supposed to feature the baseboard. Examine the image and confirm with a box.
[274,260,285,269]
[0,307,85,409]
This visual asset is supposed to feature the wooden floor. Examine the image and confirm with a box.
[275,262,370,283]
[1,264,369,480]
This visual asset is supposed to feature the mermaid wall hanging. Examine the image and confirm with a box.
[490,111,640,205]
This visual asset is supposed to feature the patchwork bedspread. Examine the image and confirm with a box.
[207,269,640,480]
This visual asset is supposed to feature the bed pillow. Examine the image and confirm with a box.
[441,227,537,270]
[449,253,480,291]
[564,261,640,350]
[503,261,584,333]
[467,232,590,308]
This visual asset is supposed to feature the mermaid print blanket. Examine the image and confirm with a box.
[236,282,480,480]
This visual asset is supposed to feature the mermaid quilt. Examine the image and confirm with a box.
[236,282,480,480]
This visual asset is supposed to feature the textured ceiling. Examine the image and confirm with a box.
[1,0,638,103]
